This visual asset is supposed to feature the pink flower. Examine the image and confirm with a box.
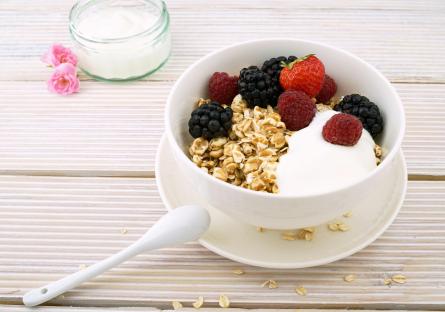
[47,63,80,95]
[41,43,78,67]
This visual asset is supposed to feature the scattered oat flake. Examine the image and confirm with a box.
[218,294,230,308]
[303,227,315,233]
[262,279,279,289]
[78,264,87,270]
[391,274,407,284]
[281,231,297,241]
[343,274,356,282]
[328,221,349,232]
[383,278,392,286]
[338,223,350,232]
[328,223,339,231]
[120,228,128,234]
[296,228,314,241]
[172,301,183,310]
[343,211,352,218]
[256,226,265,232]
[192,296,204,309]
[304,232,313,241]
[233,269,245,275]
[295,286,307,296]
[281,229,315,241]
[268,280,279,289]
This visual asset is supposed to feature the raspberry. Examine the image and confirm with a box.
[334,94,383,137]
[208,72,238,105]
[316,75,337,103]
[277,90,316,131]
[322,113,363,146]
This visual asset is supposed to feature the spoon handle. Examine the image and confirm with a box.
[23,205,210,307]
[23,239,146,307]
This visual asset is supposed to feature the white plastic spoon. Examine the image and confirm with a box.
[23,205,210,307]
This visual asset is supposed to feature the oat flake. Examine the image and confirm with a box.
[172,301,183,310]
[218,295,230,308]
[338,223,350,232]
[281,231,297,241]
[233,269,245,275]
[192,296,204,309]
[295,286,307,296]
[328,223,339,231]
[343,274,356,282]
[328,221,349,232]
[342,211,352,218]
[262,279,279,289]
[391,274,407,284]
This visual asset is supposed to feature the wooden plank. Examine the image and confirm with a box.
[2,307,443,312]
[0,82,443,176]
[0,176,444,309]
[1,308,444,312]
[2,0,444,10]
[0,306,158,312]
[0,1,444,83]
[0,81,166,177]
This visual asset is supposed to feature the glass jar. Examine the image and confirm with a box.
[69,0,171,81]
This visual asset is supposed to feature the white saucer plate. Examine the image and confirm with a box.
[155,135,407,269]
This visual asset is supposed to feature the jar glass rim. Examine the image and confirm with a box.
[69,0,168,43]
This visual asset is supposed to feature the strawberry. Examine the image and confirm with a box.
[279,54,325,97]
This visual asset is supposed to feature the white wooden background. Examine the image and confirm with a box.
[0,0,444,311]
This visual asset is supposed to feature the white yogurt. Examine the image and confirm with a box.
[71,1,171,80]
[276,110,376,196]
[77,7,157,39]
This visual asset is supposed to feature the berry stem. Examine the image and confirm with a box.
[280,54,315,69]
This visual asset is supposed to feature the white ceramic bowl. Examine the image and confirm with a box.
[165,39,405,230]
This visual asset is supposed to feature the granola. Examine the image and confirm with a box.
[189,95,291,193]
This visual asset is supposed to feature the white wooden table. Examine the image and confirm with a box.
[1,1,444,311]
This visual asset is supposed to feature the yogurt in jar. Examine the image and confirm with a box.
[70,0,171,81]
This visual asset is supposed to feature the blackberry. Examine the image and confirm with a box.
[188,101,233,139]
[238,66,280,108]
[261,55,297,91]
[334,94,384,137]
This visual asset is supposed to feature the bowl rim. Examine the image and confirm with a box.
[165,38,405,199]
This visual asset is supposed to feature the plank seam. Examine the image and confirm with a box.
[0,172,444,181]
